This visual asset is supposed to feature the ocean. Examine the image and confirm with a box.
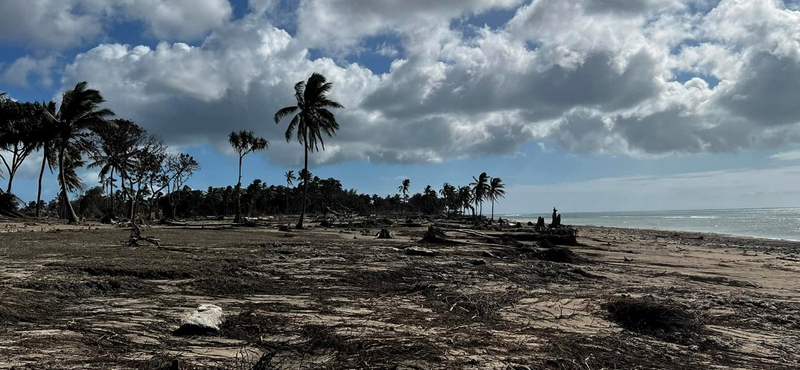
[503,208,800,241]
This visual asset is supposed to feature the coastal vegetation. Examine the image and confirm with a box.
[0,75,509,224]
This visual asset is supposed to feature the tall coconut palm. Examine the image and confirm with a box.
[51,81,114,223]
[285,170,296,188]
[457,185,473,216]
[35,101,58,217]
[228,130,269,223]
[487,177,506,221]
[470,172,490,218]
[284,170,296,214]
[398,178,410,202]
[274,73,344,229]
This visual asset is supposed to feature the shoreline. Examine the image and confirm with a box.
[502,214,800,243]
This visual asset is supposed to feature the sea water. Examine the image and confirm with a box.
[503,208,800,241]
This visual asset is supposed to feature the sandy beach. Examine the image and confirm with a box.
[1,219,799,369]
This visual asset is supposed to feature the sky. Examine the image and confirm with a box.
[3,0,800,214]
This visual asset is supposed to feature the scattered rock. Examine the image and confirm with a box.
[405,247,439,257]
[278,225,290,232]
[470,259,486,266]
[173,304,224,336]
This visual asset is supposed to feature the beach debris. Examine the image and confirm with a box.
[240,217,257,227]
[128,223,160,247]
[536,246,580,263]
[470,259,486,266]
[405,247,439,257]
[536,216,546,229]
[550,207,560,227]
[377,228,392,239]
[422,226,450,243]
[482,250,500,259]
[173,304,224,336]
[537,238,556,249]
[604,295,702,343]
[278,225,290,232]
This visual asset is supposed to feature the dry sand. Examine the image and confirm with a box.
[0,218,798,369]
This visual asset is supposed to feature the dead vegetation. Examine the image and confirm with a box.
[604,295,705,344]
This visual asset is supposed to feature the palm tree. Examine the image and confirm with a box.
[285,170,296,187]
[457,185,473,216]
[398,178,410,201]
[35,101,58,218]
[228,130,269,223]
[284,170,296,214]
[274,73,344,229]
[470,172,490,218]
[439,182,456,216]
[487,177,506,221]
[50,81,114,223]
[398,178,410,214]
[89,119,144,218]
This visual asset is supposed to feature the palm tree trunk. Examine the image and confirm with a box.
[109,169,115,217]
[491,200,495,220]
[235,155,242,223]
[36,151,46,218]
[298,134,309,229]
[58,146,79,223]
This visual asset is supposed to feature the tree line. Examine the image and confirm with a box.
[1,74,506,225]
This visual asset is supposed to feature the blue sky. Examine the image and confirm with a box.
[4,0,800,214]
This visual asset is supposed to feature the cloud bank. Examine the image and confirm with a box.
[6,0,800,166]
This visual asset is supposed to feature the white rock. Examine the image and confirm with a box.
[174,304,224,335]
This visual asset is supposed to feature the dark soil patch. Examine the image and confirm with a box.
[83,266,193,279]
[19,276,147,298]
[220,309,292,342]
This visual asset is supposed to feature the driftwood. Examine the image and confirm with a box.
[128,223,161,247]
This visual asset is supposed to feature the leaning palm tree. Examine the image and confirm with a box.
[274,73,344,229]
[228,130,269,223]
[487,177,506,221]
[51,81,114,223]
[470,172,490,218]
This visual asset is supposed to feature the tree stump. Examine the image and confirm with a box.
[377,228,392,239]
